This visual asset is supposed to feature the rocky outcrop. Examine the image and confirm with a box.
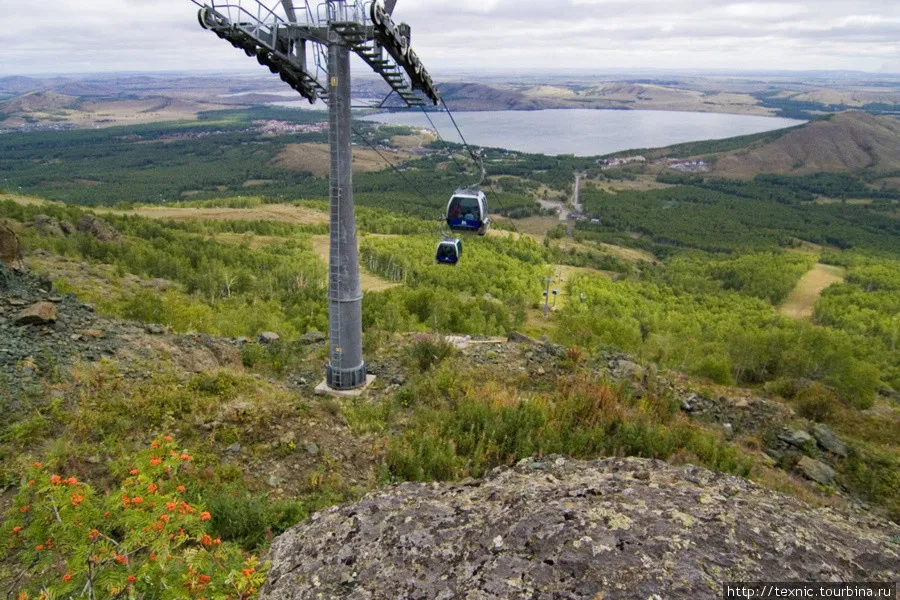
[76,214,120,242]
[0,221,23,269]
[33,214,67,237]
[261,457,899,600]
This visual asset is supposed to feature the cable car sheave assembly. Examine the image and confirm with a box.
[190,0,485,390]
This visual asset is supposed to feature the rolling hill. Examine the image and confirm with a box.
[712,111,900,178]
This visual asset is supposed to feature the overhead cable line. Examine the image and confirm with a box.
[350,124,437,210]
[418,106,469,176]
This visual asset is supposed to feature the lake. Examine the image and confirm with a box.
[360,109,805,157]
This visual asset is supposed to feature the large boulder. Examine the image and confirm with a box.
[14,302,57,326]
[796,455,837,485]
[261,457,898,599]
[777,428,814,448]
[0,221,23,269]
[76,214,120,242]
[811,424,849,458]
[33,214,66,237]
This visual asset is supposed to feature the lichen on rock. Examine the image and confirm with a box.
[260,457,899,600]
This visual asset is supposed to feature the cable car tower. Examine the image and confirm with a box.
[190,0,439,390]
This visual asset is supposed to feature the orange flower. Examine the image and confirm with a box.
[104,511,111,518]
[19,505,29,513]
[62,573,72,582]
[27,480,35,486]
[214,538,221,545]
[91,555,99,563]
[115,554,127,565]
[200,511,211,521]
[160,514,170,522]
[149,551,157,561]
[148,482,158,494]
[18,592,28,600]
[177,485,186,493]
[49,475,62,485]
[131,497,144,504]
[180,454,192,461]
[12,525,22,534]
[127,574,136,583]
[201,534,213,546]
[164,435,173,442]
[242,567,256,577]
[32,462,41,468]
[35,544,45,551]
[198,574,211,585]
[70,494,84,507]
[150,457,162,466]
[67,477,78,486]
[129,469,139,475]
[88,529,100,541]
[166,502,176,511]
[151,441,160,449]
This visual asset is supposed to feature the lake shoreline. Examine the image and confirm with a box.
[360,108,806,157]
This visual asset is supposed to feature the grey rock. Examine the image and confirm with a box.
[507,331,537,345]
[306,442,319,456]
[144,324,168,335]
[76,214,120,242]
[811,424,848,458]
[778,428,814,448]
[613,358,644,381]
[259,332,280,344]
[14,302,57,326]
[722,423,734,439]
[261,457,899,600]
[33,214,65,237]
[225,443,242,455]
[796,456,836,485]
[299,331,326,345]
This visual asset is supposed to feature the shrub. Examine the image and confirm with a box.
[407,335,456,372]
[2,437,266,598]
[793,383,841,423]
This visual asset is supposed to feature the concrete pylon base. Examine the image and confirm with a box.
[314,375,377,398]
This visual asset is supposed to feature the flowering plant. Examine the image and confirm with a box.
[3,437,266,599]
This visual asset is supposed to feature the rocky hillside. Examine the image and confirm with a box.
[262,456,899,599]
[712,111,900,178]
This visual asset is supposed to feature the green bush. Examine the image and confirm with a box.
[407,334,456,372]
[204,494,308,550]
[1,437,266,598]
[793,383,841,423]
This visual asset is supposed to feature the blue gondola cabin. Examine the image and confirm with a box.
[446,189,490,236]
[436,238,463,265]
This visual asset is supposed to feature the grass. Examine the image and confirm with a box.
[378,363,754,482]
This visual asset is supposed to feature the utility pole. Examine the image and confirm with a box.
[193,0,439,390]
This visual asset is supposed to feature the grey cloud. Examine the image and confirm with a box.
[0,0,897,74]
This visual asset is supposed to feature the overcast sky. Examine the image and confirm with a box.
[1,0,898,76]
